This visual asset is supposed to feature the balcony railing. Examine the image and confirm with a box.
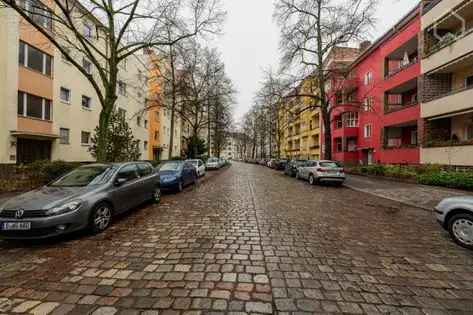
[425,27,473,57]
[386,58,419,78]
[424,139,473,148]
[384,100,418,113]
[423,83,473,103]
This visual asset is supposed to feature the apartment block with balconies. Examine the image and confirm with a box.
[421,0,473,166]
[0,2,150,164]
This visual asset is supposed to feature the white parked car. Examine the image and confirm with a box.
[296,160,345,186]
[186,159,206,177]
[206,157,221,170]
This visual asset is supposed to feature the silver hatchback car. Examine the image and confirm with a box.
[0,162,161,240]
[436,196,473,250]
[296,160,345,186]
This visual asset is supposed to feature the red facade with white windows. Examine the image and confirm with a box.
[323,7,421,165]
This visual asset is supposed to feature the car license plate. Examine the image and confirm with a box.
[2,222,31,230]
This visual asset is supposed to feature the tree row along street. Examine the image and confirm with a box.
[1,163,472,315]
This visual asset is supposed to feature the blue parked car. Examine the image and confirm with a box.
[158,161,198,192]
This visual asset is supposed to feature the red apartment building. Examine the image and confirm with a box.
[325,6,421,165]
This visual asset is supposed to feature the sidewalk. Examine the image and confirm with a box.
[344,174,471,211]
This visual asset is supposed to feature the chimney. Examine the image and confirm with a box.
[359,41,372,52]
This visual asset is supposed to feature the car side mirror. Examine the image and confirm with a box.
[115,177,127,186]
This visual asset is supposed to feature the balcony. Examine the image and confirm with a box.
[421,53,473,118]
[382,121,419,150]
[422,0,473,72]
[384,35,419,86]
[384,78,419,115]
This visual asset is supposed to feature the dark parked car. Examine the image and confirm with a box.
[284,160,308,177]
[159,160,198,192]
[0,162,160,240]
[274,159,288,171]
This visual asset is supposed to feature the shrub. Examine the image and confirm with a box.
[27,160,80,184]
[417,171,473,191]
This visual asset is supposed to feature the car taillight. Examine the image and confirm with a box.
[316,168,326,172]
[340,168,345,173]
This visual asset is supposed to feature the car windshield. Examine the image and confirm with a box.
[295,161,307,166]
[320,162,340,168]
[208,158,218,163]
[187,160,199,166]
[50,165,114,187]
[160,162,183,171]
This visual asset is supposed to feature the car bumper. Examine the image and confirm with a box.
[435,207,446,229]
[318,176,345,182]
[0,210,87,240]
[160,179,180,190]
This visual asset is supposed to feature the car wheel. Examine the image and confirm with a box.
[152,187,161,204]
[177,181,184,192]
[89,202,112,234]
[309,174,316,185]
[448,213,473,249]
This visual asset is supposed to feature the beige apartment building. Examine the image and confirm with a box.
[0,3,149,164]
[421,0,473,166]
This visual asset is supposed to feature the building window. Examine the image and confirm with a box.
[60,87,71,103]
[411,130,418,145]
[144,120,148,129]
[335,138,343,152]
[137,116,141,126]
[83,23,93,38]
[81,131,91,145]
[363,97,373,111]
[21,0,52,30]
[18,41,53,76]
[467,125,473,140]
[364,124,372,138]
[59,128,70,144]
[364,71,373,85]
[118,81,127,96]
[154,131,158,140]
[82,95,91,109]
[17,91,52,121]
[342,112,359,127]
[144,141,148,151]
[82,58,92,74]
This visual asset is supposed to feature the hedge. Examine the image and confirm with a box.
[349,164,473,191]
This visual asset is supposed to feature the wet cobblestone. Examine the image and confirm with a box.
[0,163,473,314]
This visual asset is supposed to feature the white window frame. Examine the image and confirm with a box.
[60,87,71,103]
[59,128,70,144]
[364,124,372,138]
[364,71,373,85]
[82,57,92,74]
[18,91,52,121]
[81,131,91,145]
[81,95,91,109]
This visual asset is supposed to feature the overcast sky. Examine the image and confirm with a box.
[213,0,419,123]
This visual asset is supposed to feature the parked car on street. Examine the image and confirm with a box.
[159,160,198,192]
[284,160,308,177]
[206,157,221,170]
[435,196,473,250]
[0,162,160,240]
[186,159,206,177]
[274,159,288,171]
[296,160,345,186]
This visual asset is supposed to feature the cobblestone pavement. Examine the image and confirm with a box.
[344,175,469,211]
[1,163,473,315]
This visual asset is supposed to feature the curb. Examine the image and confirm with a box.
[343,183,433,212]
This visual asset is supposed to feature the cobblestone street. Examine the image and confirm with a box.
[1,163,473,315]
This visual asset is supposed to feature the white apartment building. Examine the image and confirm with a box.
[421,0,473,166]
[0,4,149,164]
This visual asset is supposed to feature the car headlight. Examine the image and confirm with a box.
[47,201,82,216]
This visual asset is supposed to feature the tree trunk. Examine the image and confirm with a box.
[95,95,116,162]
[168,45,177,160]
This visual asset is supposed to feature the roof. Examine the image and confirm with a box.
[349,4,421,69]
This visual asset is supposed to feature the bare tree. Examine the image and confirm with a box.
[273,0,377,159]
[1,0,225,161]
